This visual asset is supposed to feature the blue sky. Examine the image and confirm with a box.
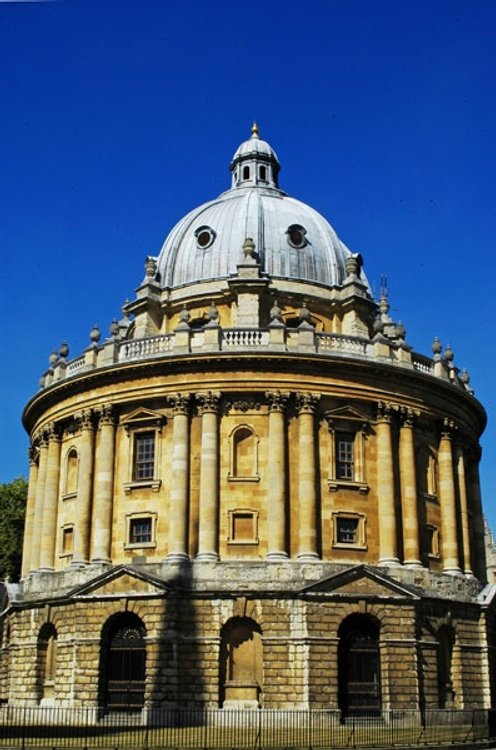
[1,0,495,524]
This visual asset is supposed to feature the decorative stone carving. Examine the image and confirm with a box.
[76,409,95,431]
[377,400,398,422]
[224,399,261,414]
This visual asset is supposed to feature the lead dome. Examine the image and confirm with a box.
[156,126,371,292]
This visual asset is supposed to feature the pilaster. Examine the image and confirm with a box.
[399,407,421,568]
[265,391,290,560]
[438,419,462,575]
[39,423,62,572]
[72,409,95,566]
[91,404,116,564]
[167,393,191,562]
[376,401,400,566]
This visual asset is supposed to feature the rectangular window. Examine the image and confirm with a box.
[129,517,152,545]
[133,432,155,480]
[336,432,354,480]
[336,517,359,544]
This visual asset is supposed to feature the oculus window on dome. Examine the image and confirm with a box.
[287,224,307,249]
[195,226,216,249]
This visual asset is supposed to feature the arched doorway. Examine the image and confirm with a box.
[219,617,263,707]
[338,614,381,717]
[99,612,146,711]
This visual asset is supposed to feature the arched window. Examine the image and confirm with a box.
[338,614,381,717]
[37,623,57,703]
[65,448,79,496]
[99,613,146,711]
[437,625,455,708]
[219,617,262,707]
[229,426,258,480]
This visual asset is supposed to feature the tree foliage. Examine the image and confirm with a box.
[0,477,27,582]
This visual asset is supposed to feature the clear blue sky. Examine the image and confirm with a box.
[1,1,495,524]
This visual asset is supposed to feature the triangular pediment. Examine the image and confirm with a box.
[67,565,177,599]
[120,408,165,428]
[302,565,421,599]
[325,405,370,423]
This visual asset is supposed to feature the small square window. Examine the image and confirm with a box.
[228,509,259,545]
[336,517,358,544]
[133,432,155,481]
[332,512,366,550]
[130,518,152,545]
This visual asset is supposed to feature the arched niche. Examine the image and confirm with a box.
[98,612,146,711]
[229,425,259,481]
[338,613,381,717]
[64,447,79,497]
[37,623,57,704]
[219,617,263,708]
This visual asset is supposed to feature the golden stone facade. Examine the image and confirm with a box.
[0,128,494,714]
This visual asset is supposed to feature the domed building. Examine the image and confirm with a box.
[0,126,494,716]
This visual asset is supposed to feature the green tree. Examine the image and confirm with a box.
[0,477,27,582]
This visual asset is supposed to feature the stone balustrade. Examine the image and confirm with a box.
[38,326,470,393]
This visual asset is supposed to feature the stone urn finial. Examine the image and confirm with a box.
[242,237,256,261]
[432,336,442,362]
[345,255,358,279]
[109,318,120,338]
[90,324,101,346]
[180,304,191,325]
[59,342,69,360]
[145,256,157,279]
[49,350,59,367]
[207,301,219,323]
[444,344,454,363]
[270,299,283,323]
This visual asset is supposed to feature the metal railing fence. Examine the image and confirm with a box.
[0,706,493,749]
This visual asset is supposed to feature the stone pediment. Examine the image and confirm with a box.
[67,565,176,599]
[302,565,421,600]
[120,407,165,429]
[324,405,370,423]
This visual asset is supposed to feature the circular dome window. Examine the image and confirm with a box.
[287,224,307,249]
[195,226,216,249]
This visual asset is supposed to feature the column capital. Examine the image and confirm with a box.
[76,408,95,431]
[265,391,290,413]
[46,422,62,442]
[440,417,457,440]
[97,403,116,427]
[196,391,221,415]
[28,443,39,465]
[295,392,320,415]
[168,392,192,416]
[400,406,420,428]
[376,400,399,423]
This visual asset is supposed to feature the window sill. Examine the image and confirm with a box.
[228,539,259,546]
[332,542,367,551]
[227,475,260,483]
[124,542,156,550]
[124,479,161,494]
[328,479,369,494]
[62,492,77,502]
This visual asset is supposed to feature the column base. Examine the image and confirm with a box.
[195,552,219,562]
[443,566,463,576]
[166,552,190,564]
[91,558,111,565]
[266,552,289,562]
[36,566,54,573]
[403,559,423,569]
[378,557,401,567]
[297,552,320,562]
